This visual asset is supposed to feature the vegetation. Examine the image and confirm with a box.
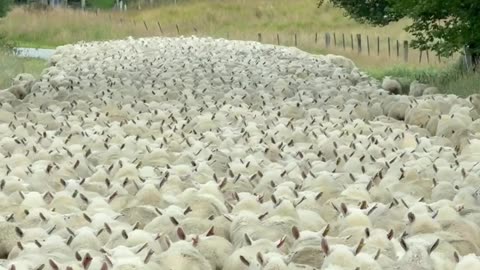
[327,0,480,69]
[0,49,45,89]
[88,0,115,9]
[0,1,413,49]
[0,0,11,17]
[0,0,478,96]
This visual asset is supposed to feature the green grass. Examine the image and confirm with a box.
[367,61,480,97]
[0,0,477,97]
[89,0,115,9]
[0,49,46,89]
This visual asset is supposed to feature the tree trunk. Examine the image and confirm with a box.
[466,43,480,72]
[473,52,479,72]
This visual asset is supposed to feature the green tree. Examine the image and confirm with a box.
[0,0,12,17]
[324,0,480,70]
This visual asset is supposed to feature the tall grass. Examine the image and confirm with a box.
[0,1,414,59]
[0,0,477,96]
[0,49,45,89]
[367,59,480,97]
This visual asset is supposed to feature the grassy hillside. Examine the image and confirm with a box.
[0,1,413,58]
[0,0,477,96]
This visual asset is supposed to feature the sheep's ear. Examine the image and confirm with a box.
[359,201,368,210]
[387,229,394,240]
[177,227,186,240]
[292,226,300,240]
[206,226,215,237]
[104,223,112,234]
[74,251,83,262]
[276,235,287,249]
[374,249,381,260]
[400,238,409,252]
[83,213,92,223]
[365,228,370,238]
[257,252,265,266]
[322,224,330,237]
[244,234,253,246]
[169,216,179,226]
[258,212,269,220]
[100,262,109,270]
[224,201,234,212]
[240,256,250,266]
[15,227,24,238]
[331,203,340,213]
[354,238,365,255]
[164,236,172,249]
[49,259,60,270]
[367,204,377,216]
[9,264,16,270]
[121,230,128,239]
[429,239,440,254]
[183,206,192,215]
[192,235,200,246]
[218,178,227,189]
[407,212,415,223]
[144,250,154,264]
[321,238,330,255]
[454,251,460,263]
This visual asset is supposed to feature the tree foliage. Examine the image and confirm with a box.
[0,0,12,17]
[326,0,480,62]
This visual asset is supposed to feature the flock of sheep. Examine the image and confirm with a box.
[1,36,480,270]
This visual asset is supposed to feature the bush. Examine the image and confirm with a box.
[0,0,12,17]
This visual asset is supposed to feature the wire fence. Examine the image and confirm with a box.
[94,14,455,66]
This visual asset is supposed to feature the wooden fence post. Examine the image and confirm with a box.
[193,27,197,34]
[403,40,409,62]
[176,24,180,35]
[426,50,430,63]
[396,40,400,58]
[258,33,262,42]
[419,50,423,63]
[315,32,318,44]
[356,34,362,54]
[333,32,337,47]
[277,33,280,45]
[388,37,391,57]
[143,20,148,31]
[325,33,331,48]
[366,35,370,55]
[157,22,163,34]
[350,34,354,51]
[342,33,346,50]
[295,33,297,46]
[377,36,380,56]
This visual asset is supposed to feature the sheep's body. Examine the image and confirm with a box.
[409,80,429,97]
[382,77,402,95]
[1,36,480,270]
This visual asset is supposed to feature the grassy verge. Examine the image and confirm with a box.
[0,0,476,96]
[0,0,417,67]
[0,49,46,89]
[367,61,480,97]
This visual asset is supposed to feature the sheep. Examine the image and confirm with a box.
[423,86,440,96]
[4,36,480,270]
[409,80,430,97]
[382,76,402,95]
